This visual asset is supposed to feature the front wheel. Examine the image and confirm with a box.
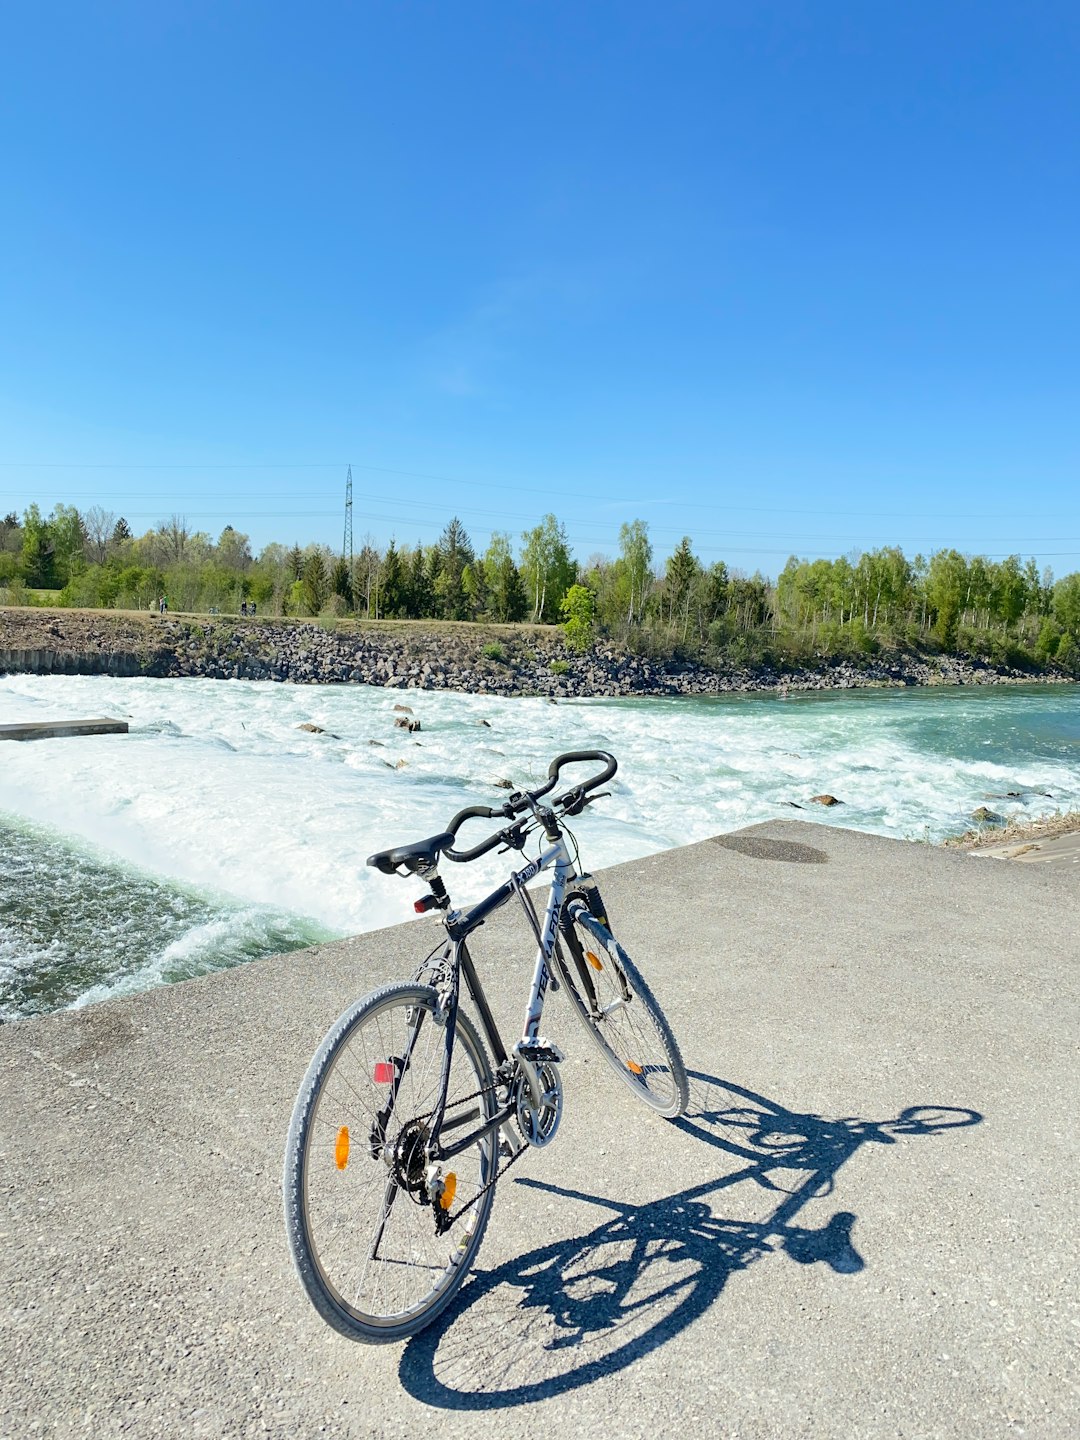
[555,899,689,1118]
[283,982,499,1343]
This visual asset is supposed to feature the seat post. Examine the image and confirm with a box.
[427,873,451,910]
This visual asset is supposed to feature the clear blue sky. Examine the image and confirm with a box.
[2,1,1078,578]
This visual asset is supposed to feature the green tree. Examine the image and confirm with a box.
[433,518,474,620]
[618,519,652,626]
[926,550,968,648]
[560,584,596,653]
[1053,573,1080,637]
[460,560,486,619]
[520,514,575,623]
[662,537,700,634]
[483,532,527,622]
[217,525,252,572]
[20,504,54,587]
[300,550,329,615]
[991,555,1027,631]
[404,544,434,618]
[1054,633,1079,674]
[330,556,353,610]
[380,540,407,617]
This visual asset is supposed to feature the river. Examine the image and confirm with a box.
[1,674,1077,1020]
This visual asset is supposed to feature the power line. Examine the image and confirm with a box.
[0,460,1075,523]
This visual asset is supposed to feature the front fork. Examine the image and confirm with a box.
[557,874,628,1017]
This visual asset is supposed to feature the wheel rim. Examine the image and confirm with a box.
[299,994,495,1331]
[567,920,683,1113]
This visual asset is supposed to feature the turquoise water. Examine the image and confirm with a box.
[1,676,1077,1020]
[0,812,333,1020]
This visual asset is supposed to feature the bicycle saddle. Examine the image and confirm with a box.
[367,832,455,876]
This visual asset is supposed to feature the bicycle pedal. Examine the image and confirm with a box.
[516,1043,564,1065]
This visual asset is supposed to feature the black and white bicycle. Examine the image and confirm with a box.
[283,750,689,1343]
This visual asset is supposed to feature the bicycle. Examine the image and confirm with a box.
[283,749,689,1343]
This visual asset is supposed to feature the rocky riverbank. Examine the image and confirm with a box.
[0,606,1071,698]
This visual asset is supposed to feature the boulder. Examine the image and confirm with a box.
[808,794,843,807]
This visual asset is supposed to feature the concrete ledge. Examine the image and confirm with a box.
[2,822,1078,1438]
[0,717,129,741]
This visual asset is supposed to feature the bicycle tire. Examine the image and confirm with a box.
[283,982,499,1343]
[555,900,689,1118]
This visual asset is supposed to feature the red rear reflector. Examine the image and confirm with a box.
[374,1062,395,1083]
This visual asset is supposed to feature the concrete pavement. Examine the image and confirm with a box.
[2,821,1078,1439]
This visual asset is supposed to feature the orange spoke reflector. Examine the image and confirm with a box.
[373,1061,395,1083]
[335,1126,350,1170]
[439,1173,457,1210]
[627,1061,644,1075]
[586,950,603,970]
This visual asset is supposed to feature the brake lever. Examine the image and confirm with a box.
[496,822,529,855]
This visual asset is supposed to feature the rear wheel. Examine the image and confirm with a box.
[283,982,498,1342]
[555,900,689,1118]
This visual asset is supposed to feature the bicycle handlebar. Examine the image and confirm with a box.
[442,750,618,863]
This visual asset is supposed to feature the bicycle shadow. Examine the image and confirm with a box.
[398,1070,981,1410]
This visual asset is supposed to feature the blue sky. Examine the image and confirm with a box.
[1,1,1077,578]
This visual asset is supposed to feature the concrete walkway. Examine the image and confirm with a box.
[2,821,1078,1439]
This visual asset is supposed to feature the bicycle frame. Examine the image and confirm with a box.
[420,833,582,1163]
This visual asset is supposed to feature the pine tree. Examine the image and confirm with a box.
[301,550,329,615]
[380,540,406,617]
[330,556,353,609]
[434,518,474,620]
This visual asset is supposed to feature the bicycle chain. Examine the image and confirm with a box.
[401,1077,530,1229]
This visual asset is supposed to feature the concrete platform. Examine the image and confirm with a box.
[970,828,1080,869]
[2,821,1078,1439]
[0,717,128,742]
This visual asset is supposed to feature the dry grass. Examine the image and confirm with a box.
[944,810,1080,851]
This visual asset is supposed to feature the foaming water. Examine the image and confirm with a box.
[0,812,331,1020]
[0,675,1077,1018]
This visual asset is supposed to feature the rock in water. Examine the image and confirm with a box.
[809,794,843,807]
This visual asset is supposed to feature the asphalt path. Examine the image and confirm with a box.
[2,821,1078,1439]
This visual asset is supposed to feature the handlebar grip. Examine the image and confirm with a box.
[443,802,505,863]
[447,802,501,832]
[443,830,506,863]
[547,750,618,792]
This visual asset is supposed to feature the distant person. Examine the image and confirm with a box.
[250,600,256,616]
[241,601,248,617]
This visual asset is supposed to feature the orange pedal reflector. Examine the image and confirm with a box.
[439,1173,457,1210]
[627,1061,643,1075]
[585,950,603,970]
[335,1126,350,1169]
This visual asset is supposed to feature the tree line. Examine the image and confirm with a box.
[2,502,1079,672]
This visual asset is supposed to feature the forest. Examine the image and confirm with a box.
[2,502,1079,674]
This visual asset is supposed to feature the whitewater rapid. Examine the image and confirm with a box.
[1,674,1077,1017]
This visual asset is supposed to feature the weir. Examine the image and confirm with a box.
[1,822,1077,1438]
[0,717,129,741]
